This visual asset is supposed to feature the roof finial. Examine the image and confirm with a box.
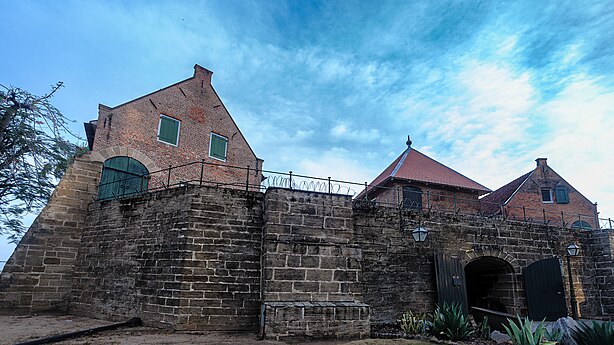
[406,135,412,148]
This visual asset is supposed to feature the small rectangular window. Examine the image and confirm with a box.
[541,188,553,203]
[158,114,180,146]
[209,133,228,161]
[555,187,569,204]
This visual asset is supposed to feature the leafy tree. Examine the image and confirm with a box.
[0,82,79,243]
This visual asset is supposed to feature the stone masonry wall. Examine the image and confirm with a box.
[0,153,101,313]
[262,188,369,339]
[587,229,614,318]
[353,204,602,325]
[2,182,612,336]
[70,185,263,331]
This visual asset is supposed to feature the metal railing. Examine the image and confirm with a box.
[95,159,612,230]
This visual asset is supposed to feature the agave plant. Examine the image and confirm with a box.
[571,320,614,345]
[502,316,556,345]
[399,310,430,335]
[430,302,474,341]
[543,327,564,343]
[477,316,491,340]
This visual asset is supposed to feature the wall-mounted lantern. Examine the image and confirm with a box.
[566,243,580,257]
[565,243,580,320]
[412,227,428,242]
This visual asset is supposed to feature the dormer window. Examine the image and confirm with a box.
[541,188,553,203]
[158,114,180,146]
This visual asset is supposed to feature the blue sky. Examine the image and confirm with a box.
[1,1,613,265]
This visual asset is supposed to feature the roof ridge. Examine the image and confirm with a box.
[503,170,534,205]
[390,148,411,177]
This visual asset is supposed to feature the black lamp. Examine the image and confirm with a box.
[412,227,428,242]
[565,243,580,319]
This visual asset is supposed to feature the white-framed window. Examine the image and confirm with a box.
[157,114,180,146]
[541,188,553,203]
[209,132,228,161]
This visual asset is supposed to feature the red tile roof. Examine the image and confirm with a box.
[480,171,533,214]
[364,147,491,195]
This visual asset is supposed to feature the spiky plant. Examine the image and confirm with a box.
[571,320,614,345]
[502,316,556,345]
[430,302,474,341]
[477,316,491,340]
[399,310,430,335]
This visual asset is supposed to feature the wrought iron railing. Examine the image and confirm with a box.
[95,159,611,230]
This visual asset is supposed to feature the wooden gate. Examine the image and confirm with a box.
[523,257,568,320]
[434,253,468,314]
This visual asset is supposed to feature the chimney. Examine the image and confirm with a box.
[193,64,213,84]
[535,158,547,167]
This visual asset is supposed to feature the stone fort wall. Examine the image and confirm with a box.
[0,153,101,313]
[1,181,613,339]
[71,185,264,331]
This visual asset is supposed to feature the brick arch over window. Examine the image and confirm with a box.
[89,146,158,172]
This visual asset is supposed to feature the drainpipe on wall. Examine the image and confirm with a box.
[593,203,599,229]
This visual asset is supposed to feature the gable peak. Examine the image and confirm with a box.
[193,64,213,84]
[535,157,548,167]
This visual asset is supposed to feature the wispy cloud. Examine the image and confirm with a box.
[1,0,613,243]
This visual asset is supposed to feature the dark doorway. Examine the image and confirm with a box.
[465,257,515,313]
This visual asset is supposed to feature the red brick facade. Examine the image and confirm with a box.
[366,180,483,214]
[483,158,598,229]
[89,65,262,191]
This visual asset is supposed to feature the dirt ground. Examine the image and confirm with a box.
[0,315,433,345]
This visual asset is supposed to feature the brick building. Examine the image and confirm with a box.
[481,158,598,229]
[85,64,263,198]
[357,137,491,213]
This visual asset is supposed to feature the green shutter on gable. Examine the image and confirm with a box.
[158,116,179,145]
[555,187,569,204]
[210,134,227,160]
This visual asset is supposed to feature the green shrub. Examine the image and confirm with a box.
[571,320,614,345]
[477,316,491,339]
[543,327,563,343]
[502,316,556,345]
[399,310,430,335]
[431,302,473,341]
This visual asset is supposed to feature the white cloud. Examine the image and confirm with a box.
[297,148,378,194]
[403,61,538,191]
[330,122,381,142]
[531,76,614,218]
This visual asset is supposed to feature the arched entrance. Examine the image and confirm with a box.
[98,156,149,200]
[465,256,515,313]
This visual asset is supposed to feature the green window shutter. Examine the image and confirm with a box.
[158,116,179,145]
[210,134,227,160]
[555,187,569,204]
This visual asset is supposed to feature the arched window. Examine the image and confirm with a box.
[98,156,149,200]
[571,220,592,230]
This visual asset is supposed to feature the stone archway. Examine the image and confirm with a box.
[464,256,516,314]
[89,146,158,173]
